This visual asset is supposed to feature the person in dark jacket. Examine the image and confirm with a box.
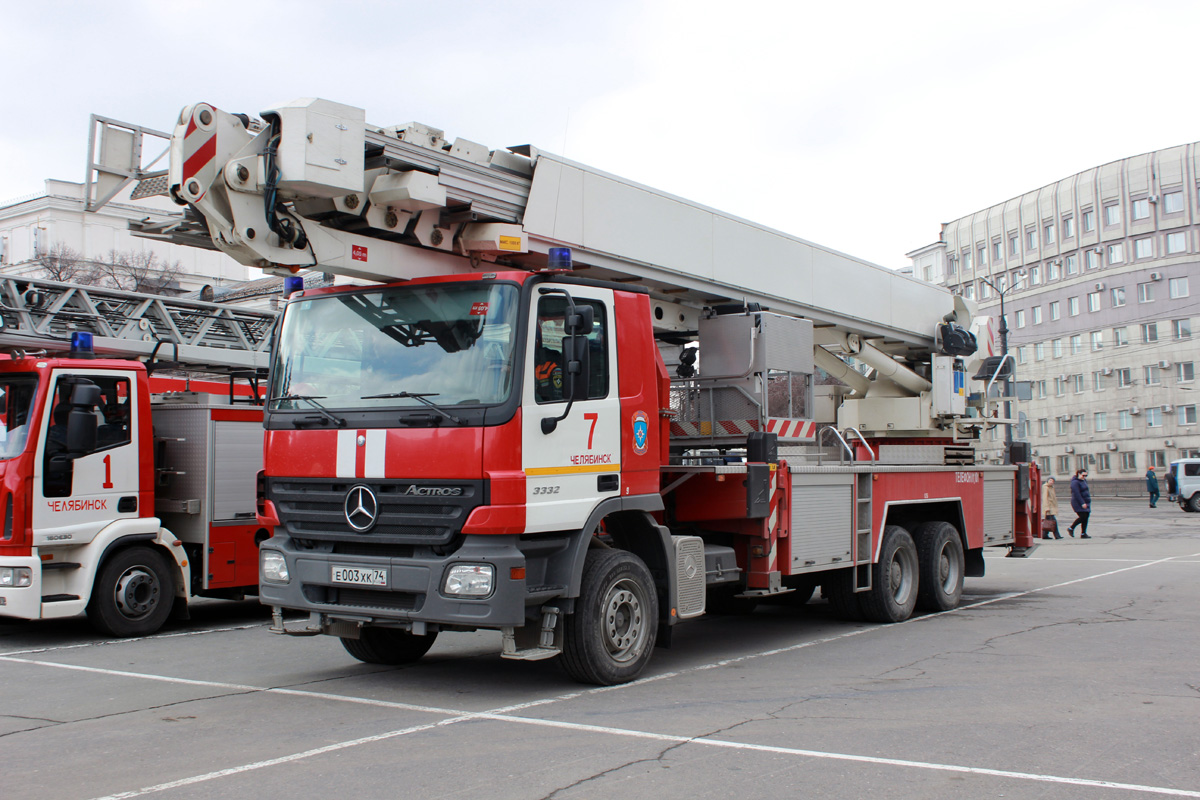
[1146,466,1159,508]
[1067,469,1091,538]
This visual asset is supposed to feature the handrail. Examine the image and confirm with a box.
[843,427,876,461]
[818,425,854,465]
[984,352,1017,400]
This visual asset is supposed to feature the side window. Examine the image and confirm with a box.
[43,376,131,498]
[94,377,132,449]
[533,297,609,404]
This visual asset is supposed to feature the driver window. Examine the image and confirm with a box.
[43,376,131,498]
[534,297,608,404]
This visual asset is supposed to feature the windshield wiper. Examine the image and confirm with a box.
[360,391,465,426]
[269,394,347,428]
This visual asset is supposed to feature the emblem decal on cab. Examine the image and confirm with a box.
[632,410,649,456]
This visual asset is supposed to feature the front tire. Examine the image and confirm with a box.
[86,546,175,637]
[859,525,919,623]
[341,626,438,665]
[1188,494,1200,513]
[912,521,964,612]
[561,548,658,686]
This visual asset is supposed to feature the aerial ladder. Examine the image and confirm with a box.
[0,275,275,635]
[76,100,1036,684]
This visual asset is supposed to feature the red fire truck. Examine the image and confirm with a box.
[89,102,1037,683]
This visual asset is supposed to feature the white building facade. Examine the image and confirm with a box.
[912,143,1200,493]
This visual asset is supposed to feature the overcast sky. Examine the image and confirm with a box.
[4,0,1198,268]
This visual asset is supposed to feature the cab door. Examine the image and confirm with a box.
[31,370,141,547]
[522,285,620,533]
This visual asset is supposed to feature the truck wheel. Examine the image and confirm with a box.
[859,525,919,623]
[1189,494,1200,513]
[86,546,175,637]
[341,627,438,665]
[912,521,964,612]
[561,548,658,686]
[822,569,864,621]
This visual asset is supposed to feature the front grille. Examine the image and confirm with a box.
[271,478,486,546]
[303,584,423,612]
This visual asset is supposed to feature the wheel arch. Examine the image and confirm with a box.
[880,499,967,556]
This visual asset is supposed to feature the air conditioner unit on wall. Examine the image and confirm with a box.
[1107,442,1119,451]
[1101,368,1113,376]
[1095,282,1106,290]
[1130,406,1142,415]
[1158,360,1170,368]
[1148,194,1159,204]
[1093,247,1104,254]
[1150,272,1163,281]
[1165,440,1175,447]
[1163,404,1173,412]
[1065,446,1075,453]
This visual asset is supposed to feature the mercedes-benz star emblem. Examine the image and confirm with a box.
[344,485,379,532]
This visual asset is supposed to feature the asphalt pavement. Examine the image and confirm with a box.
[2,497,1197,800]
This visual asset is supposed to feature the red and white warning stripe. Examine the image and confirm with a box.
[336,429,387,479]
[668,418,817,440]
[766,418,816,440]
[180,104,219,202]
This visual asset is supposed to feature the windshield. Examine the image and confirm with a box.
[0,375,38,460]
[270,282,519,411]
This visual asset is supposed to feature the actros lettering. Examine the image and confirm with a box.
[403,486,463,497]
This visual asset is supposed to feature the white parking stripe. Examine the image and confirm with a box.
[6,551,1198,800]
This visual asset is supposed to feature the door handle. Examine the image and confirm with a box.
[598,474,619,492]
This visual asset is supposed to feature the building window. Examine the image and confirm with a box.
[1120,452,1137,471]
[1169,276,1189,298]
[1134,237,1153,259]
[1039,418,1049,437]
[1067,296,1079,316]
[1107,243,1124,264]
[1113,326,1129,347]
[1057,416,1068,434]
[1117,368,1133,388]
[1131,198,1150,220]
[924,265,935,282]
[1119,410,1133,429]
[1146,406,1163,427]
[1090,331,1103,351]
[1148,450,1167,469]
[1105,204,1121,226]
[1062,216,1075,239]
[977,245,987,268]
[1052,339,1063,358]
[1096,452,1111,472]
[1144,365,1162,386]
[1070,334,1082,355]
[1029,266,1041,285]
[1054,377,1066,396]
[1035,379,1047,398]
[1174,319,1192,339]
[963,284,975,300]
[1032,306,1043,325]
[1164,190,1184,214]
[981,282,993,300]
[1057,455,1071,473]
[1179,404,1198,425]
[993,240,1003,261]
[1178,362,1195,383]
[1044,223,1056,245]
[1049,301,1060,321]
[962,250,972,272]
[1093,371,1105,391]
[1017,345,1027,364]
[1062,255,1075,276]
[1015,309,1026,328]
[1085,250,1101,270]
[1073,373,1085,393]
[1009,234,1019,257]
[1088,291,1101,312]
[1074,414,1085,434]
[1141,322,1159,343]
[1082,209,1095,232]
[1094,411,1107,431]
[1138,282,1154,303]
[1026,228,1038,251]
[1166,231,1187,254]
[1034,342,1045,361]
[1111,286,1126,307]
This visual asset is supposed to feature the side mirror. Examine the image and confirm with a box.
[65,381,101,455]
[566,304,594,336]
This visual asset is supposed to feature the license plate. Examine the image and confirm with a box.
[331,566,388,586]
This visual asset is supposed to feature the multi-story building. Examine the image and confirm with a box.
[910,143,1200,493]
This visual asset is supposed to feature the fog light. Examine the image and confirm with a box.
[443,564,494,597]
[260,551,290,584]
[0,567,32,587]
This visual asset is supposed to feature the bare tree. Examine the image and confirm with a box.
[96,249,184,294]
[35,243,101,285]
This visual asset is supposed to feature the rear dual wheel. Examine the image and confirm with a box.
[859,525,920,623]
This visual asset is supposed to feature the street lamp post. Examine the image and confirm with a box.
[981,272,1025,463]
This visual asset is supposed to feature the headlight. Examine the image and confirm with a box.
[443,564,494,597]
[0,567,33,587]
[260,551,290,584]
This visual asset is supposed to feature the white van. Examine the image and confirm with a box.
[1166,459,1200,512]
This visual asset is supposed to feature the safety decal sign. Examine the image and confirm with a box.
[632,410,649,456]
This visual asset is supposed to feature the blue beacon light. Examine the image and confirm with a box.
[70,331,95,359]
[283,276,305,298]
[547,247,573,271]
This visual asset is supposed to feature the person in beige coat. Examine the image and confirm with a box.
[1041,477,1062,540]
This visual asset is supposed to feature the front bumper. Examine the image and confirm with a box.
[259,534,533,629]
[0,555,43,620]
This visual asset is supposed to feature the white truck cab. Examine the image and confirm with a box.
[1166,459,1200,512]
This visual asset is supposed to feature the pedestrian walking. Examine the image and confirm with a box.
[1067,469,1091,538]
[1146,466,1160,508]
[1041,477,1061,539]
